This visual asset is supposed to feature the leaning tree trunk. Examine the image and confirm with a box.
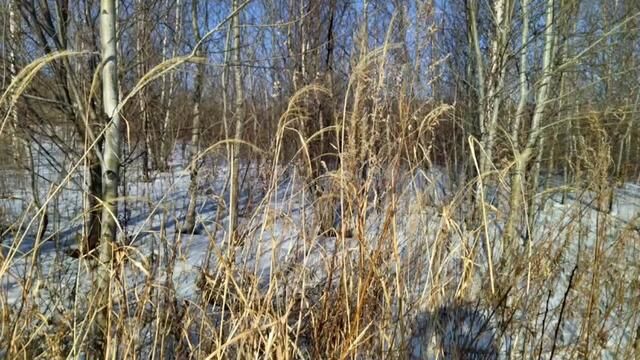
[94,0,122,355]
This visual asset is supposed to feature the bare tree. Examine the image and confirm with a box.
[473,0,513,217]
[159,0,183,171]
[228,0,245,242]
[7,0,22,165]
[137,0,153,180]
[93,0,122,354]
[183,0,206,234]
[504,0,556,250]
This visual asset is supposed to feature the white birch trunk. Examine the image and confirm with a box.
[478,0,512,185]
[228,0,245,241]
[8,0,22,166]
[183,0,205,233]
[467,0,488,221]
[159,0,182,170]
[94,0,121,354]
[504,0,555,250]
[504,0,530,244]
[137,0,152,179]
[467,0,486,138]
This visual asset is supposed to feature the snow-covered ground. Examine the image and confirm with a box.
[1,142,639,358]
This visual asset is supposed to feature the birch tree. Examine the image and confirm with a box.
[137,0,152,180]
[182,0,206,233]
[481,0,512,172]
[504,0,556,249]
[7,0,22,166]
[94,0,121,353]
[466,0,486,219]
[159,0,183,171]
[228,0,245,241]
[474,0,513,216]
[467,0,514,218]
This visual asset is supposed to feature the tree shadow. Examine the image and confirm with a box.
[410,301,498,359]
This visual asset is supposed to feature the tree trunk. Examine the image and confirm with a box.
[222,9,232,170]
[85,149,103,253]
[480,0,511,175]
[476,0,512,218]
[503,0,530,245]
[94,0,122,354]
[137,0,152,180]
[183,0,206,234]
[466,0,486,222]
[228,0,245,242]
[504,0,555,252]
[8,0,23,166]
[159,0,183,170]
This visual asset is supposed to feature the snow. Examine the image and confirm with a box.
[1,142,640,358]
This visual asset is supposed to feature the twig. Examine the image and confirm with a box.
[538,289,553,359]
[550,263,578,359]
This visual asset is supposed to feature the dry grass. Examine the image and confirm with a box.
[1,41,640,360]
